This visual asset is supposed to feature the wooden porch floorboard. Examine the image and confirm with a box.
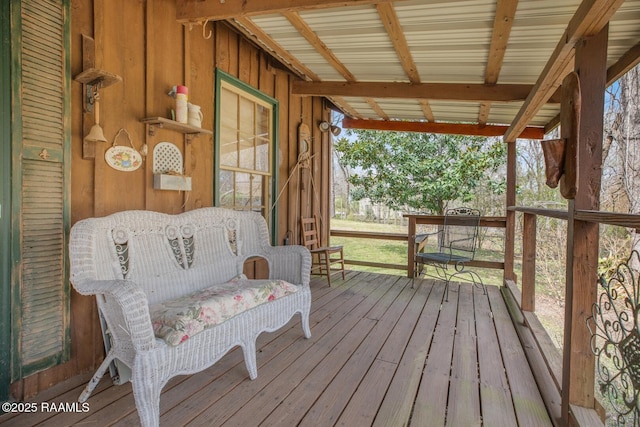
[0,270,552,427]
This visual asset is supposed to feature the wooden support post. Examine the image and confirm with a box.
[522,213,537,312]
[561,26,608,423]
[503,139,517,283]
[407,216,416,278]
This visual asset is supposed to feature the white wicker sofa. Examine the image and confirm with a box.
[69,207,312,427]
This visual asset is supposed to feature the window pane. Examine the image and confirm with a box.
[239,97,254,136]
[256,105,270,172]
[219,170,234,208]
[220,88,239,167]
[217,72,276,235]
[251,174,263,209]
[235,172,251,208]
[255,136,269,172]
[220,88,238,130]
[239,131,255,170]
[220,127,238,167]
[257,104,269,139]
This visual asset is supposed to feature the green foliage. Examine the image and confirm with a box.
[334,130,506,214]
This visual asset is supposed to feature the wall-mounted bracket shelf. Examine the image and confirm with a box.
[141,117,212,143]
[74,68,122,113]
[74,68,122,87]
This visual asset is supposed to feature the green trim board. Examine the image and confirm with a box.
[8,0,22,387]
[10,0,71,381]
[214,69,280,245]
[0,0,11,403]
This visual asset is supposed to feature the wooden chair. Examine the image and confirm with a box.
[300,216,345,286]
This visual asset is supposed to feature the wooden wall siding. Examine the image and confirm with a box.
[11,0,330,399]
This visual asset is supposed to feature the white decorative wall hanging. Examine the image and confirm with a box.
[153,142,191,191]
[105,128,143,172]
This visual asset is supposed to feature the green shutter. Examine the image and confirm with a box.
[11,0,70,378]
[1,0,12,402]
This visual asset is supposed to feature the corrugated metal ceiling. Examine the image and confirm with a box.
[227,0,640,134]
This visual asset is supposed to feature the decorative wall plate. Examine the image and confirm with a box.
[105,128,143,172]
[105,145,143,171]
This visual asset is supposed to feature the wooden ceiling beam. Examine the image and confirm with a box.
[230,18,363,118]
[478,0,518,125]
[292,81,562,103]
[284,12,356,82]
[284,11,388,121]
[366,99,389,120]
[342,117,545,139]
[331,96,362,119]
[419,100,435,122]
[484,0,518,85]
[504,0,624,142]
[606,41,640,85]
[544,42,640,133]
[376,3,434,122]
[376,3,420,84]
[232,18,320,81]
[176,0,391,23]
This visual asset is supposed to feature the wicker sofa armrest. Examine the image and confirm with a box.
[260,245,312,287]
[73,279,156,352]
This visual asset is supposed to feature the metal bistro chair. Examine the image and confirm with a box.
[413,207,486,301]
[300,216,345,286]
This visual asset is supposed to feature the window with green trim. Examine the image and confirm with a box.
[215,70,278,240]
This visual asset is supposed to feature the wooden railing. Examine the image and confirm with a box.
[405,214,507,278]
[331,215,508,274]
[329,229,408,271]
[508,205,640,320]
[504,206,640,426]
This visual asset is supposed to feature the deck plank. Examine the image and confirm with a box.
[335,358,397,425]
[487,286,553,427]
[474,285,519,427]
[446,284,482,427]
[373,279,445,427]
[297,276,422,426]
[221,318,378,427]
[227,274,406,426]
[0,274,555,427]
[330,278,432,426]
[411,282,460,426]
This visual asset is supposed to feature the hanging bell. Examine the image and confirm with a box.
[84,97,107,143]
[84,123,107,143]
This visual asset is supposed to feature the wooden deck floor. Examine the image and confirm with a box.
[0,271,552,427]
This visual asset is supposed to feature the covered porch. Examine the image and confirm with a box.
[0,272,553,426]
[3,1,640,426]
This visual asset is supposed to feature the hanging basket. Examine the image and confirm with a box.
[105,128,143,172]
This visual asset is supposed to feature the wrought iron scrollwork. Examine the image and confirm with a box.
[587,250,640,426]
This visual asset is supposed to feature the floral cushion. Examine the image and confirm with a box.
[149,275,299,346]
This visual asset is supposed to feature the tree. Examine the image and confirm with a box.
[334,130,506,215]
[332,139,352,217]
[602,64,640,263]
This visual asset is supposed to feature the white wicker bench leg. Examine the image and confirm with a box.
[301,309,311,339]
[132,374,161,427]
[241,339,258,380]
[78,353,115,403]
